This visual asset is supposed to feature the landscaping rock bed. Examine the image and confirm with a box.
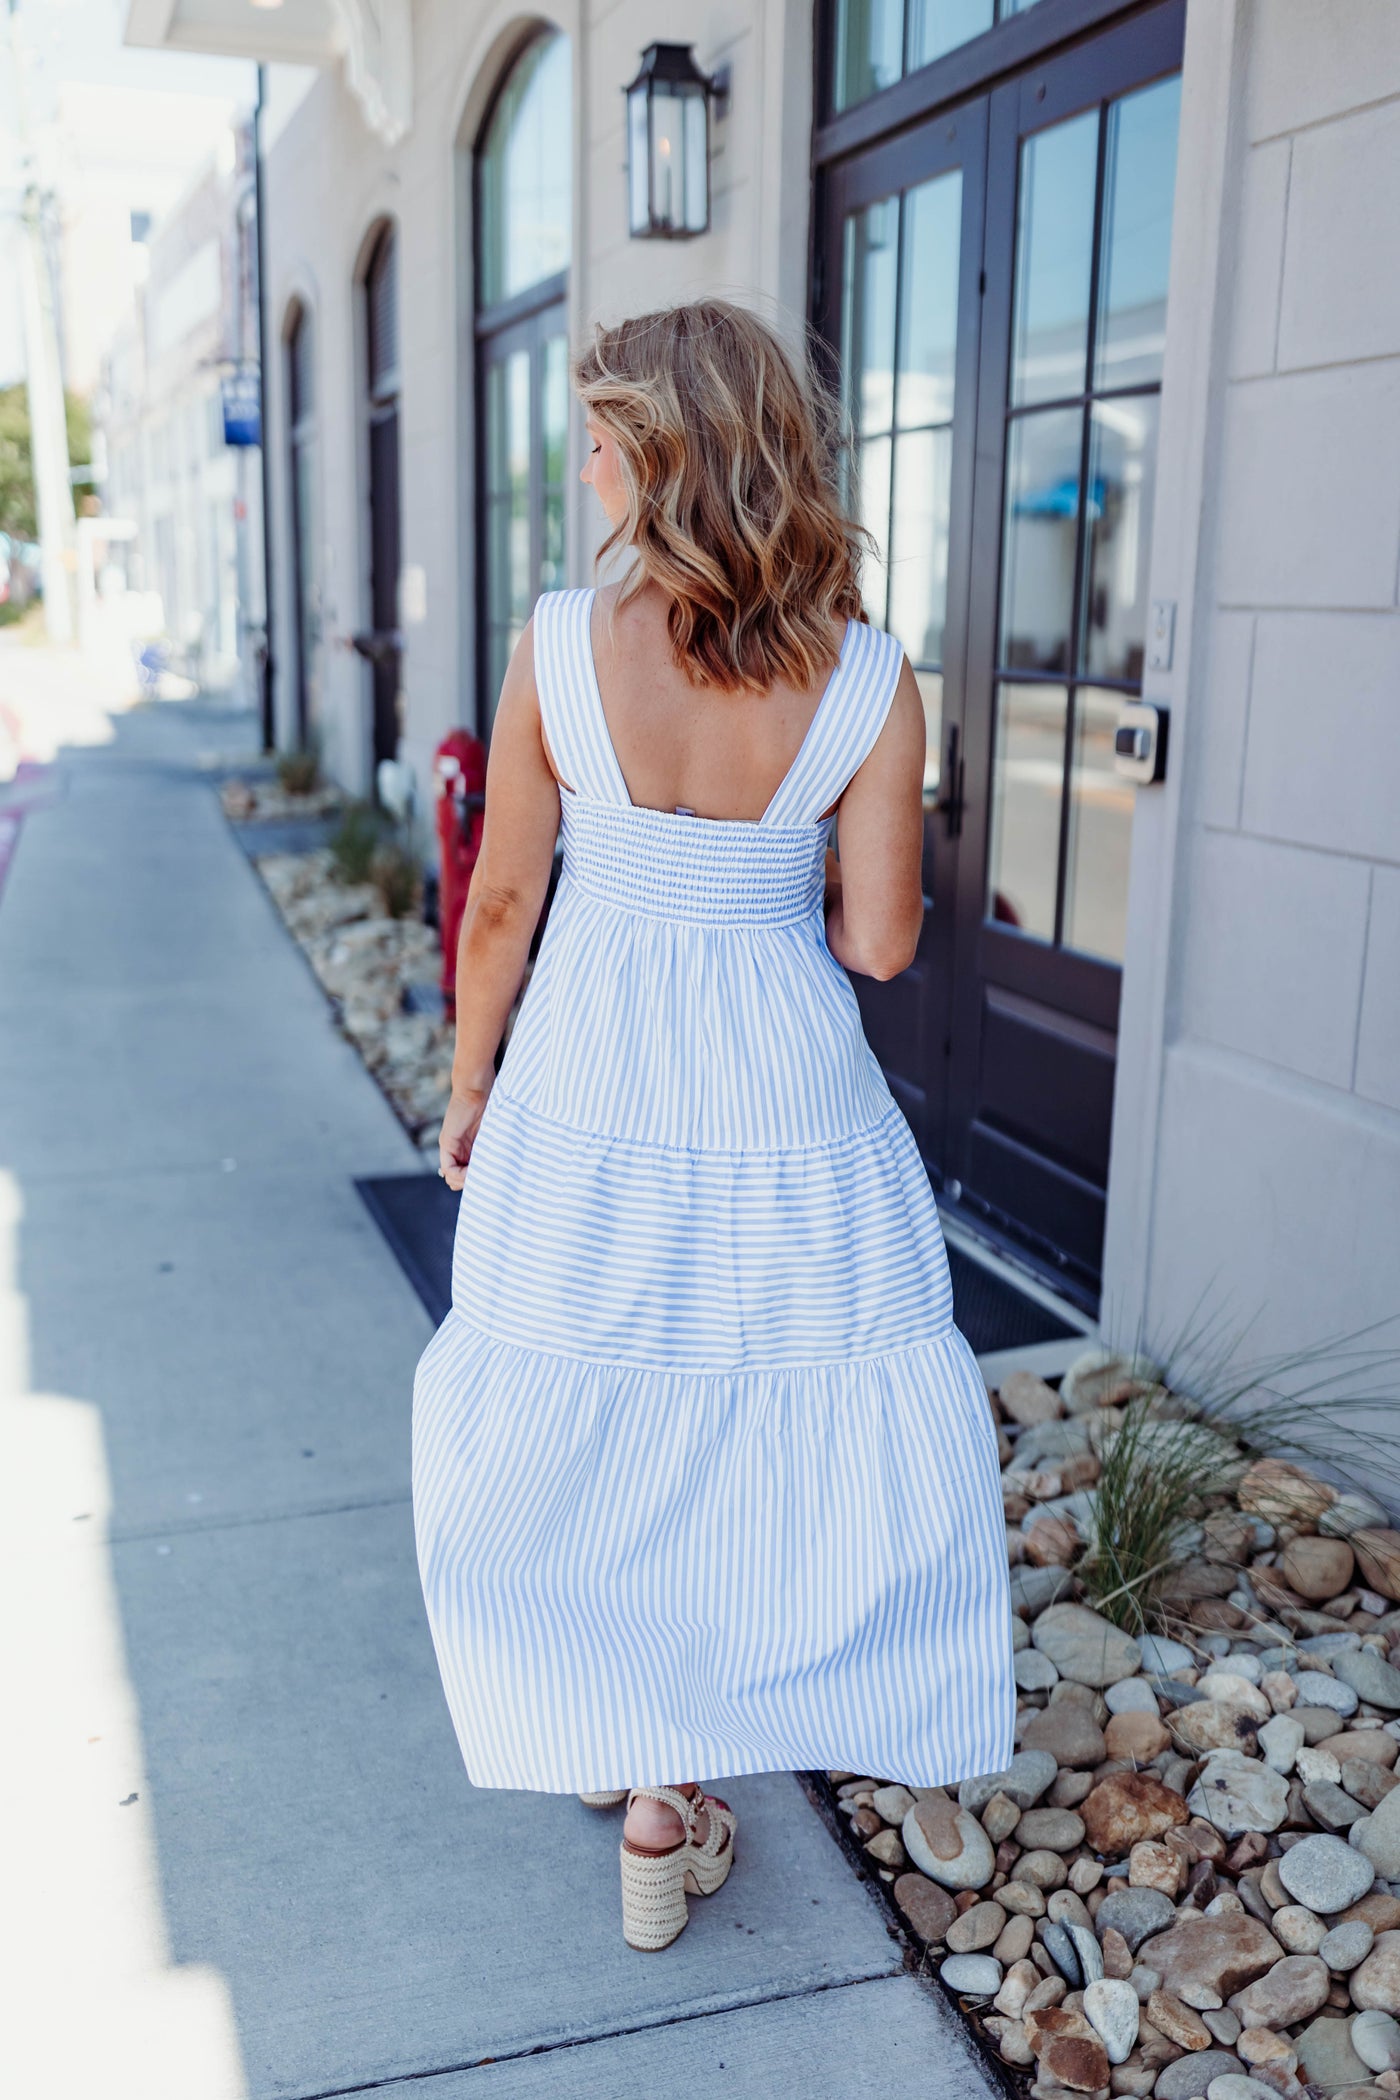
[821,1357,1400,2100]
[255,848,455,1152]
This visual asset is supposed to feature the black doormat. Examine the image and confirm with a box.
[358,1170,1079,1356]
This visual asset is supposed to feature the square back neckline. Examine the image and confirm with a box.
[572,586,856,830]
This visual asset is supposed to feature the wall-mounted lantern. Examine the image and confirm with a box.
[624,43,729,240]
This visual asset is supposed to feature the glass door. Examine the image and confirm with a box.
[819,103,987,1160]
[819,0,1184,1301]
[947,8,1182,1295]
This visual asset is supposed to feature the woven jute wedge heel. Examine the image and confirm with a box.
[578,1788,629,1807]
[619,1784,737,1951]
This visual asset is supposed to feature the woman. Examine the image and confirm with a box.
[412,300,1014,1954]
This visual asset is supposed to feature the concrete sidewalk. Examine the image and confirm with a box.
[0,657,999,2100]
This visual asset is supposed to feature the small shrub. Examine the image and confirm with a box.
[329,800,389,885]
[276,747,319,796]
[370,841,422,920]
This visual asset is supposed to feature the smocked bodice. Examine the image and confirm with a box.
[558,793,831,926]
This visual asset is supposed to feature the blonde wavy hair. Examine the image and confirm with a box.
[573,300,871,695]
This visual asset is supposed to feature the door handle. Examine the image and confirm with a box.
[935,723,965,838]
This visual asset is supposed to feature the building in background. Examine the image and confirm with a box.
[125,0,1400,1382]
[92,101,265,698]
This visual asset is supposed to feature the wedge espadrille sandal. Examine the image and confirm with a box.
[578,1788,629,1807]
[619,1784,737,1951]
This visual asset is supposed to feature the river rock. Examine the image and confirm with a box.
[1352,1931,1400,2013]
[1272,1903,1327,1953]
[1295,2012,1373,2091]
[1083,1975,1139,2063]
[939,1952,1002,1994]
[1010,1564,1075,1616]
[1337,1730,1400,1769]
[1347,1761,1400,1811]
[1337,1647,1400,1711]
[1319,1488,1390,1537]
[1147,1987,1212,2049]
[1106,1711,1171,1761]
[981,1791,1022,1843]
[1293,1670,1360,1716]
[1353,2006,1400,2072]
[1196,1673,1271,1719]
[1016,1807,1086,1853]
[1297,1703,1350,1743]
[1188,1750,1289,1835]
[1136,1914,1284,1998]
[993,1912,1034,1965]
[1014,1647,1060,1692]
[1096,1885,1181,1953]
[960,1750,1059,1814]
[1282,1535,1357,1601]
[1107,1677,1162,1716]
[1059,1347,1159,1413]
[1021,1702,1107,1768]
[1354,1530,1400,1603]
[1041,1918,1083,1985]
[1139,1634,1196,1675]
[1258,1713,1305,1774]
[1032,1603,1142,1687]
[1356,1787,1400,1877]
[892,1872,957,1943]
[1152,2050,1243,2099]
[1278,1831,1377,1912]
[1068,1921,1104,1985]
[902,1796,996,1890]
[999,1369,1063,1426]
[1173,1702,1263,1756]
[1229,1951,1331,2027]
[947,1900,1007,1953]
[1319,1916,1374,1970]
[1237,1457,1335,1529]
[1015,1847,1068,1890]
[993,1957,1040,2018]
[1205,2079,1288,2100]
[1130,1841,1186,1897]
[1082,1770,1191,1852]
[1307,1778,1369,1832]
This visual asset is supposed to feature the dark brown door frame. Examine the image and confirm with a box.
[810,0,1185,1310]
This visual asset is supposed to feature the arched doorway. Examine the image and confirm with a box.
[284,300,318,749]
[360,223,402,777]
[475,28,571,731]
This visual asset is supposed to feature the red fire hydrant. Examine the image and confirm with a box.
[433,729,487,1020]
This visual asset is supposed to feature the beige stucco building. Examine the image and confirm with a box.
[127,0,1400,1375]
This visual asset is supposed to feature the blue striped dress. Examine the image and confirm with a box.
[411,587,1015,1794]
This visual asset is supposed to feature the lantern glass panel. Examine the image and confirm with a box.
[683,88,708,231]
[651,85,684,231]
[627,84,649,233]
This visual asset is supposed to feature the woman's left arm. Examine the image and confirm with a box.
[438,619,561,1190]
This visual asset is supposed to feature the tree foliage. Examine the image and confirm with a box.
[0,385,92,542]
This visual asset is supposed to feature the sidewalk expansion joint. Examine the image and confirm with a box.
[275,1966,908,2100]
[109,1489,412,1545]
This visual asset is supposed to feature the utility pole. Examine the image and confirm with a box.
[6,0,76,644]
[252,63,275,751]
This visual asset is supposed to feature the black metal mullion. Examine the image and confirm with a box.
[1051,94,1109,948]
[882,189,908,630]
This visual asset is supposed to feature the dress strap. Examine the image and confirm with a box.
[533,587,632,806]
[760,619,907,828]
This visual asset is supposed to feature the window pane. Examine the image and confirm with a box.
[1080,392,1159,683]
[987,680,1066,942]
[1009,108,1099,408]
[888,425,953,666]
[842,198,899,436]
[857,434,892,624]
[1064,688,1133,961]
[917,669,944,797]
[897,169,961,428]
[906,0,992,73]
[831,0,904,111]
[1094,73,1182,392]
[541,332,568,488]
[479,31,572,308]
[999,405,1082,675]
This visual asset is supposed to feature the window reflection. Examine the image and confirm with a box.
[831,0,1044,113]
[478,34,571,306]
[1009,109,1098,409]
[1064,689,1133,961]
[1094,74,1182,392]
[1080,393,1158,683]
[987,681,1066,942]
[889,426,952,664]
[999,405,1081,675]
[842,199,899,437]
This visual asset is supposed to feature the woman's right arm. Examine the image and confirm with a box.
[823,655,926,982]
